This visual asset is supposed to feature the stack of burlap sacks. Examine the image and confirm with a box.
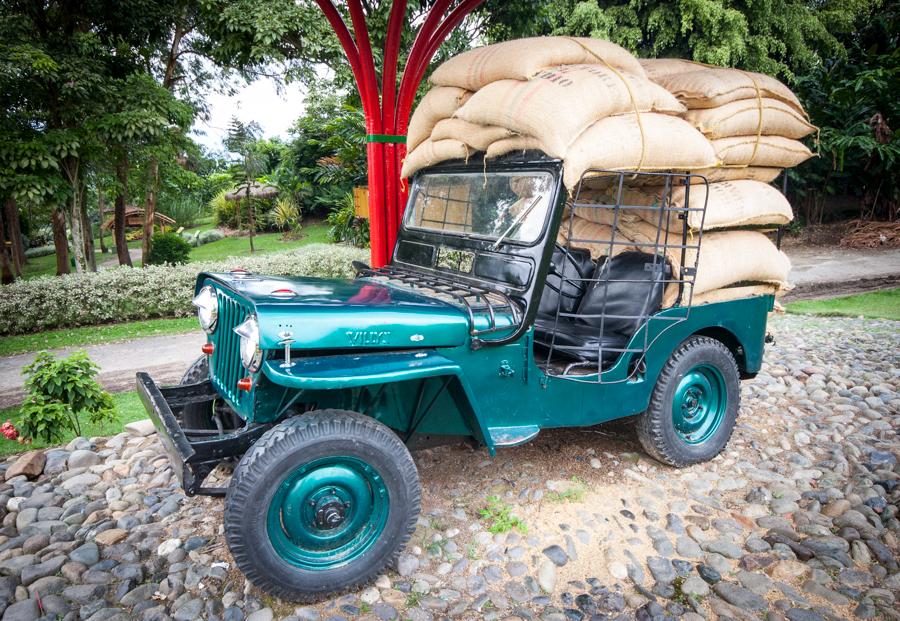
[401,37,818,306]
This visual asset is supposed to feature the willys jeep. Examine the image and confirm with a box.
[137,153,774,602]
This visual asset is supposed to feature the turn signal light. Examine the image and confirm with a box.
[237,377,253,391]
[201,343,214,355]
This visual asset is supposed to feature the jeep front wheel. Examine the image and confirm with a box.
[224,409,420,602]
[636,336,739,467]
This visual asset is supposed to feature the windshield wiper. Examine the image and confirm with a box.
[490,196,541,251]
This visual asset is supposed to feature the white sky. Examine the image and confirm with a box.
[191,76,308,152]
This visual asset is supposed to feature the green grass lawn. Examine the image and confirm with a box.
[0,317,198,358]
[787,287,900,321]
[0,391,147,457]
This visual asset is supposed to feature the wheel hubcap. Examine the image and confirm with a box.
[267,456,389,570]
[672,364,726,445]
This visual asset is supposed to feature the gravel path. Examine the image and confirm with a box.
[0,314,896,621]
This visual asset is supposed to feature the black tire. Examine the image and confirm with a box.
[224,409,420,602]
[636,336,740,467]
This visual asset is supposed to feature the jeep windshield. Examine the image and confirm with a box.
[404,171,555,245]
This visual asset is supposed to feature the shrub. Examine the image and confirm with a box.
[269,198,302,238]
[147,232,192,266]
[25,245,56,259]
[198,229,224,245]
[212,190,274,231]
[19,351,115,443]
[0,244,368,335]
[327,193,370,247]
[160,196,204,229]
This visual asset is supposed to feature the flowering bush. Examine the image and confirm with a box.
[0,421,18,441]
[0,244,368,335]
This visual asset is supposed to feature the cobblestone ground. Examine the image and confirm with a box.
[0,314,897,621]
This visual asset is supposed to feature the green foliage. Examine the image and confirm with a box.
[327,193,370,248]
[269,198,302,238]
[146,232,192,266]
[20,351,114,442]
[159,196,204,229]
[792,5,899,222]
[479,496,528,534]
[24,245,56,259]
[0,244,368,335]
[483,0,880,79]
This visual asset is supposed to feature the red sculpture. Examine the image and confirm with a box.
[314,0,487,267]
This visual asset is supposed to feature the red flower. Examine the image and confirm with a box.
[1,421,18,441]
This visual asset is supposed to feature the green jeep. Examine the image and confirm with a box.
[137,153,774,602]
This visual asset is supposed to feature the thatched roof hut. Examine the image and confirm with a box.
[101,207,176,231]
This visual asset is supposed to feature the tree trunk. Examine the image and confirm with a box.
[61,156,95,272]
[51,208,70,275]
[246,187,255,253]
[0,203,13,284]
[115,156,133,267]
[98,190,108,253]
[78,182,96,271]
[143,158,159,265]
[4,198,24,276]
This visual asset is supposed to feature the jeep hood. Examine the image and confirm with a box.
[200,273,472,350]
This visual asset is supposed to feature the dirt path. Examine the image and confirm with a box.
[785,246,900,300]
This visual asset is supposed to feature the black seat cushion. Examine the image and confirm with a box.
[533,317,630,364]
[536,246,595,316]
[576,251,671,336]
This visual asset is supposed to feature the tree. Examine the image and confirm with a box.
[224,117,264,252]
[480,0,881,79]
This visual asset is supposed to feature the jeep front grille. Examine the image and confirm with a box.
[212,291,253,403]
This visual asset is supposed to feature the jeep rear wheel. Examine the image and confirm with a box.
[224,410,420,602]
[636,336,739,467]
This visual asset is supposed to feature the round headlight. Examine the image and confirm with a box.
[234,315,263,372]
[192,285,219,333]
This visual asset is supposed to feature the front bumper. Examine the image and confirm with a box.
[136,372,270,496]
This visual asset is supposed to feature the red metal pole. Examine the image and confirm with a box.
[381,0,408,253]
[346,0,390,267]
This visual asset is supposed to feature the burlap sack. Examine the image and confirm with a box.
[691,284,779,305]
[639,58,703,81]
[556,215,635,260]
[576,180,793,231]
[430,119,514,151]
[653,68,804,111]
[712,135,813,168]
[486,136,543,159]
[563,113,719,188]
[689,230,791,297]
[455,65,684,157]
[685,98,817,139]
[430,36,645,90]
[407,87,472,152]
[401,139,469,179]
[688,166,783,184]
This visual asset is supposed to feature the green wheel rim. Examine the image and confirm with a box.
[672,363,727,445]
[266,456,389,570]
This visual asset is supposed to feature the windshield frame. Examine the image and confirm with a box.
[402,167,559,249]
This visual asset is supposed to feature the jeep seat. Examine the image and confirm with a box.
[534,251,672,365]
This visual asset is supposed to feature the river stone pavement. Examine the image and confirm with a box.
[0,313,896,621]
